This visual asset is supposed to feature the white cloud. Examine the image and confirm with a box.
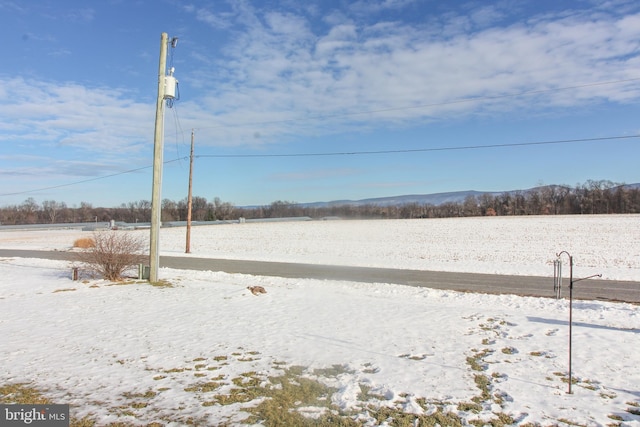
[192,7,233,29]
[0,0,26,13]
[264,11,308,36]
[48,49,72,57]
[316,24,358,55]
[349,0,418,15]
[0,77,154,156]
[67,7,95,23]
[469,4,506,27]
[6,2,640,161]
[269,168,360,182]
[181,2,640,149]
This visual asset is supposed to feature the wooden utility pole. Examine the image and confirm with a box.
[186,129,194,253]
[149,32,168,283]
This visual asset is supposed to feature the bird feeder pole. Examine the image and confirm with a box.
[556,251,601,394]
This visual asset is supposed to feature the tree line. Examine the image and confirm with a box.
[1,180,638,226]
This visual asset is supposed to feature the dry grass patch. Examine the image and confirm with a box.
[0,383,52,404]
[184,381,222,393]
[122,390,156,399]
[628,404,640,416]
[367,405,463,427]
[501,346,517,355]
[164,367,189,373]
[0,384,99,427]
[242,368,346,426]
[313,364,352,377]
[73,237,95,249]
[466,348,493,372]
[149,279,175,288]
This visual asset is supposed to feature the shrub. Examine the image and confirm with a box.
[73,237,96,249]
[76,231,146,281]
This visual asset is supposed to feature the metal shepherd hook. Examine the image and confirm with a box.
[555,251,601,394]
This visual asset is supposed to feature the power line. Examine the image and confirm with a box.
[196,134,640,158]
[0,158,186,197]
[1,133,637,199]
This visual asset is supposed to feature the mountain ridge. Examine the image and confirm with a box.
[291,183,640,208]
[299,190,497,208]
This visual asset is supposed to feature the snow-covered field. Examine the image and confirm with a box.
[1,215,639,426]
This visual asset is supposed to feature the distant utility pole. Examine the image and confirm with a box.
[185,129,194,253]
[149,32,178,283]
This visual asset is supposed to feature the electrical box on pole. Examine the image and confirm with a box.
[164,75,178,99]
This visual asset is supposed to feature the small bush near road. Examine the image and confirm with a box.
[76,231,146,281]
[73,237,96,249]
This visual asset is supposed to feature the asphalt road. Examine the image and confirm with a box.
[1,249,639,303]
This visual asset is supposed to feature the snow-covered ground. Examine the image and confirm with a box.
[3,214,640,280]
[1,215,639,426]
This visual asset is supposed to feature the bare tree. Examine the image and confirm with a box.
[548,185,570,215]
[0,204,19,225]
[162,198,179,221]
[42,200,66,224]
[211,197,235,220]
[19,198,39,224]
[526,190,543,215]
[265,200,298,218]
[78,201,94,222]
[192,196,208,220]
[462,195,480,217]
[512,191,526,215]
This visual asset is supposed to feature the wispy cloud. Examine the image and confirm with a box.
[20,32,56,43]
[0,0,26,13]
[49,49,72,57]
[4,1,640,183]
[349,0,419,15]
[186,4,235,29]
[357,180,427,190]
[0,77,153,155]
[269,168,360,181]
[182,1,640,148]
[67,7,95,23]
[0,159,128,178]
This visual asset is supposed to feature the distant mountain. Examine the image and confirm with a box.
[295,183,640,208]
[299,190,502,208]
[238,183,639,209]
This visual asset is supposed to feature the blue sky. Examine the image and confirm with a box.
[1,0,639,208]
